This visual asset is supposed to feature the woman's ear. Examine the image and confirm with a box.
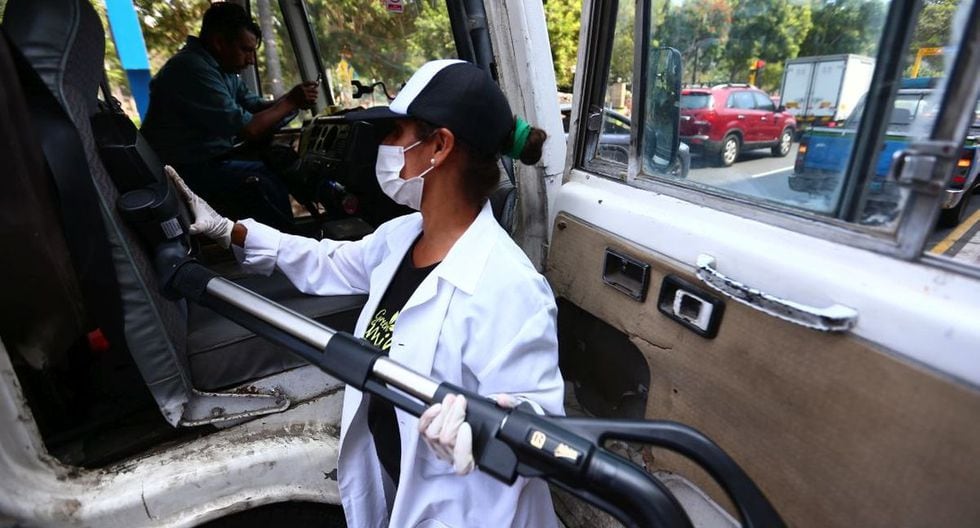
[431,128,456,166]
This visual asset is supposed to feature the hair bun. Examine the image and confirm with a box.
[505,117,547,165]
[518,127,547,165]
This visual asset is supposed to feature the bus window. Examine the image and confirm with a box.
[304,1,455,108]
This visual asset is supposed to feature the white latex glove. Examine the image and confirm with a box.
[165,165,234,248]
[419,394,475,475]
[418,393,521,476]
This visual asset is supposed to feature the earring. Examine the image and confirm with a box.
[430,158,436,165]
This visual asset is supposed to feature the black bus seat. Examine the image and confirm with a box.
[1,0,365,426]
[187,272,364,391]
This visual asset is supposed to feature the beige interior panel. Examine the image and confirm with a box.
[547,213,980,527]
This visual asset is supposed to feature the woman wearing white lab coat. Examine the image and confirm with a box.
[169,59,564,527]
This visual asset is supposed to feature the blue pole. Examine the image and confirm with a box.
[103,0,151,119]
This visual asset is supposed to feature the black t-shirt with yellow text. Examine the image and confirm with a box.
[364,244,438,489]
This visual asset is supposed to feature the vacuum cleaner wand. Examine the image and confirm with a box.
[160,259,784,528]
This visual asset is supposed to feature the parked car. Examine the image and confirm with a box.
[679,84,797,167]
[790,79,979,227]
[560,104,630,162]
[560,104,690,176]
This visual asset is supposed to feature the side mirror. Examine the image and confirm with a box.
[642,47,682,174]
[777,104,787,113]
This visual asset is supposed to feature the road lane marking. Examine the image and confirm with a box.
[750,166,795,179]
[930,208,980,255]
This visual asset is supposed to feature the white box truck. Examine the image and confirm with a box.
[779,54,875,133]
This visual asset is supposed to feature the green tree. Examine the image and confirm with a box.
[799,0,886,57]
[406,3,455,65]
[757,62,783,92]
[659,0,732,85]
[905,0,957,76]
[910,0,958,48]
[544,0,582,91]
[304,0,454,104]
[133,0,209,71]
[608,0,635,82]
[722,0,812,89]
[110,0,454,106]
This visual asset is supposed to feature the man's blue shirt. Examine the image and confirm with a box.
[141,36,268,165]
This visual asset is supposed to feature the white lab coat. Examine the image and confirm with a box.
[236,202,565,527]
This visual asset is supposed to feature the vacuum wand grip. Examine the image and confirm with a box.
[432,382,692,528]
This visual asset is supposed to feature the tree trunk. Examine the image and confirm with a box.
[256,0,284,97]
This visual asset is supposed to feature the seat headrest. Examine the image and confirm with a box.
[3,0,105,115]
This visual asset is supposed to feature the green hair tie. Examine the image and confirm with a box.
[507,118,532,159]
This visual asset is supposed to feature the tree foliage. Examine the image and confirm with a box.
[307,1,450,85]
[85,0,961,115]
[97,0,452,108]
[608,1,636,83]
[905,0,958,76]
[910,0,958,48]
[653,0,957,90]
[722,0,812,84]
[133,0,209,71]
[545,0,582,91]
[799,0,886,57]
[659,0,732,84]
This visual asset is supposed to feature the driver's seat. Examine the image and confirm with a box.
[1,0,365,426]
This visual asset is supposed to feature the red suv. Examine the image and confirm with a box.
[680,84,796,167]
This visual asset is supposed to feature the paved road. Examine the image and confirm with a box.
[688,144,799,183]
[686,144,834,211]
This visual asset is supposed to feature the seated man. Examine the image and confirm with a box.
[141,2,317,232]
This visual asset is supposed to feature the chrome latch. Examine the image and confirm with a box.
[889,140,960,195]
[587,112,603,132]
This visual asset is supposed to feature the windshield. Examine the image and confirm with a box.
[305,1,456,109]
[845,92,936,129]
[681,93,711,109]
[891,93,932,125]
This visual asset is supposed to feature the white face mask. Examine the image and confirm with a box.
[375,137,435,211]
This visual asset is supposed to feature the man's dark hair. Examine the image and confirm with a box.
[200,2,261,43]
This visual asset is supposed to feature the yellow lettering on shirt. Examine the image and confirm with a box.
[364,309,399,353]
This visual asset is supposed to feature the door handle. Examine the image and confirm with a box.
[695,255,857,332]
[657,276,725,338]
[602,248,651,302]
[760,116,768,121]
[737,114,746,119]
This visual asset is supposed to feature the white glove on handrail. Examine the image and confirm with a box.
[165,165,234,248]
[418,393,521,476]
